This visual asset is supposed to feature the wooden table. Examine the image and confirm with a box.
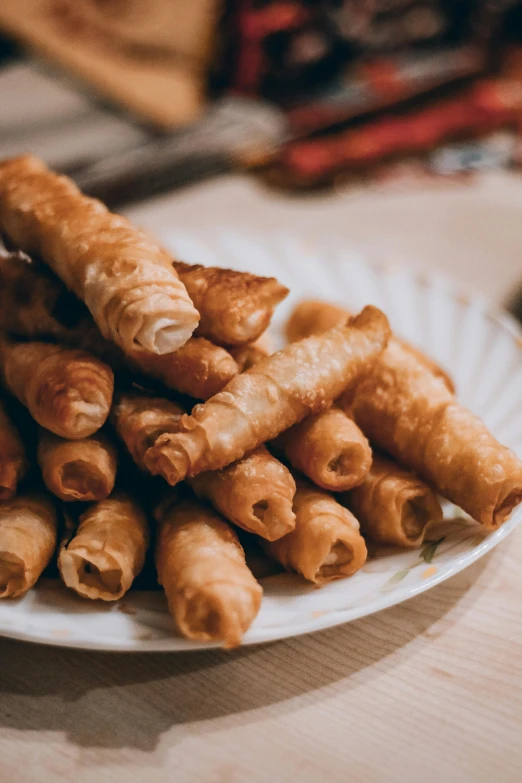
[1,173,521,783]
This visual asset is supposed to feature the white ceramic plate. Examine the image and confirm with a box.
[1,229,521,651]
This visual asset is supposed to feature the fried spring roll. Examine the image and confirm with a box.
[0,399,28,500]
[0,250,237,400]
[265,482,367,585]
[37,430,118,502]
[0,238,79,340]
[173,261,288,347]
[0,493,57,598]
[113,392,296,540]
[130,338,238,400]
[351,340,522,528]
[145,306,390,484]
[0,155,199,355]
[155,496,262,648]
[0,337,114,439]
[189,446,296,541]
[273,406,372,492]
[344,454,443,547]
[286,299,455,392]
[111,391,185,471]
[58,493,149,601]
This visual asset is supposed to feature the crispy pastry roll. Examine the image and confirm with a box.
[189,446,296,541]
[155,495,262,648]
[0,249,237,400]
[84,333,238,402]
[351,340,522,528]
[0,244,111,346]
[111,391,185,471]
[0,155,199,355]
[130,338,238,400]
[0,238,79,340]
[0,493,57,598]
[113,392,296,540]
[58,493,149,601]
[37,430,117,502]
[145,306,390,484]
[265,482,367,585]
[273,406,372,492]
[286,299,454,392]
[0,337,114,439]
[173,260,288,347]
[344,454,443,548]
[0,399,28,500]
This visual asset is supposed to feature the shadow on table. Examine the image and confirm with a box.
[0,555,490,756]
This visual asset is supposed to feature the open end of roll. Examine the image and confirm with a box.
[134,308,198,355]
[181,585,256,649]
[316,540,354,581]
[0,553,26,598]
[327,453,352,476]
[325,447,362,489]
[69,403,108,439]
[59,460,107,501]
[75,556,123,597]
[252,500,269,520]
[251,496,296,541]
[402,497,433,541]
[323,443,371,492]
[181,596,223,641]
[144,437,189,485]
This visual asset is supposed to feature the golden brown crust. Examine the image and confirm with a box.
[0,155,199,355]
[174,260,288,346]
[37,430,118,502]
[113,391,296,540]
[0,240,84,340]
[350,340,454,469]
[351,341,522,528]
[129,338,238,400]
[344,454,443,547]
[58,493,149,601]
[155,496,262,648]
[273,406,372,492]
[265,482,367,585]
[0,336,114,439]
[111,391,185,471]
[400,340,455,394]
[0,250,238,400]
[286,299,455,392]
[189,445,296,541]
[0,493,57,598]
[0,399,28,500]
[144,306,390,484]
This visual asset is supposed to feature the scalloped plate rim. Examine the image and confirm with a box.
[0,244,520,652]
[0,513,517,652]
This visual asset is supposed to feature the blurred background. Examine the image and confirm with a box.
[0,0,521,314]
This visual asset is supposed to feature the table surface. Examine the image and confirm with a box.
[1,172,522,783]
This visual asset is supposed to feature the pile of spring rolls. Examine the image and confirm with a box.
[0,155,521,648]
